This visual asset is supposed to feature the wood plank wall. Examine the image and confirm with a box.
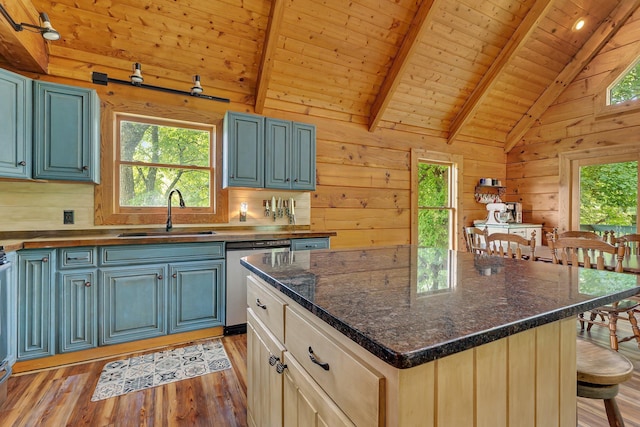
[507,12,640,244]
[0,73,507,249]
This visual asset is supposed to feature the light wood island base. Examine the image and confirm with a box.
[248,269,577,427]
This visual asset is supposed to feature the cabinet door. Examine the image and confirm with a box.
[223,112,264,188]
[283,351,355,427]
[169,260,225,333]
[33,81,100,183]
[291,122,316,190]
[59,270,97,352]
[17,250,56,360]
[265,118,292,189]
[247,310,285,427]
[0,68,32,179]
[99,265,167,345]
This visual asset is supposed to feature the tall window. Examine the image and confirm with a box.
[117,115,213,209]
[413,151,461,249]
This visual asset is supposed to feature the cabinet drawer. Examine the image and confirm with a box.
[100,242,224,266]
[283,350,355,427]
[58,247,97,269]
[247,275,286,343]
[285,307,384,427]
[290,238,329,251]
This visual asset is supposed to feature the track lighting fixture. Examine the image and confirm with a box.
[130,62,143,85]
[92,63,230,103]
[0,5,60,41]
[191,75,203,95]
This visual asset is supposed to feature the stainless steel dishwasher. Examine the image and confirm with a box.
[224,239,291,335]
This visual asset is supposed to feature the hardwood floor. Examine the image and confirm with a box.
[0,335,247,427]
[1,326,639,426]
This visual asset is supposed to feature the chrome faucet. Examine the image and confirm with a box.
[166,189,185,231]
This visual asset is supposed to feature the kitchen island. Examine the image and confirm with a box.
[241,245,640,427]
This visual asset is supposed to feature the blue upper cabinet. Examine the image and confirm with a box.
[33,81,101,183]
[265,118,292,189]
[0,68,32,179]
[291,122,316,190]
[224,111,316,190]
[223,111,264,188]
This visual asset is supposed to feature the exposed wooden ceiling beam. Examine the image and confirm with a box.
[0,0,50,73]
[367,0,437,132]
[254,0,285,114]
[504,0,640,153]
[447,0,554,145]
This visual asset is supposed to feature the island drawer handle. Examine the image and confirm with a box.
[308,346,330,371]
[268,354,279,366]
[256,299,267,309]
[276,362,287,374]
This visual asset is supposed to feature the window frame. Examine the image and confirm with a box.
[559,145,640,233]
[411,149,463,250]
[95,104,228,226]
[594,52,640,119]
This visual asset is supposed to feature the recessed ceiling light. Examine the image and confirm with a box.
[573,18,585,31]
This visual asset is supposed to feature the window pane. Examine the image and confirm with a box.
[120,165,210,207]
[418,163,449,207]
[120,121,210,167]
[418,209,449,248]
[579,161,637,235]
[609,61,640,105]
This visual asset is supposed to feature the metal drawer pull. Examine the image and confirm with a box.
[276,362,287,374]
[67,257,90,261]
[84,281,91,287]
[256,299,267,309]
[269,354,279,366]
[308,346,330,371]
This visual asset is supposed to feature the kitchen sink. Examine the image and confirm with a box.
[118,231,215,237]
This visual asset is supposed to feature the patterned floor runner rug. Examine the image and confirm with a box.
[91,340,231,401]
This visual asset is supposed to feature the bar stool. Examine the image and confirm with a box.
[577,339,634,427]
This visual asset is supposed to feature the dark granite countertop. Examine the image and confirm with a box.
[241,245,640,369]
[0,229,336,252]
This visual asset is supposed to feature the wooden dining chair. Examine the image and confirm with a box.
[551,228,605,241]
[462,226,488,254]
[616,233,640,256]
[485,231,536,261]
[547,236,640,351]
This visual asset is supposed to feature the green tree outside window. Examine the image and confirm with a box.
[417,162,451,248]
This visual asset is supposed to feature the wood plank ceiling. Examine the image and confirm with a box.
[3,0,638,152]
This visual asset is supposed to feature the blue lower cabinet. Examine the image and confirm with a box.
[58,270,97,352]
[99,265,168,345]
[169,260,225,333]
[17,250,56,360]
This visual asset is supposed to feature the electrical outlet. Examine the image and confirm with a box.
[63,210,74,224]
